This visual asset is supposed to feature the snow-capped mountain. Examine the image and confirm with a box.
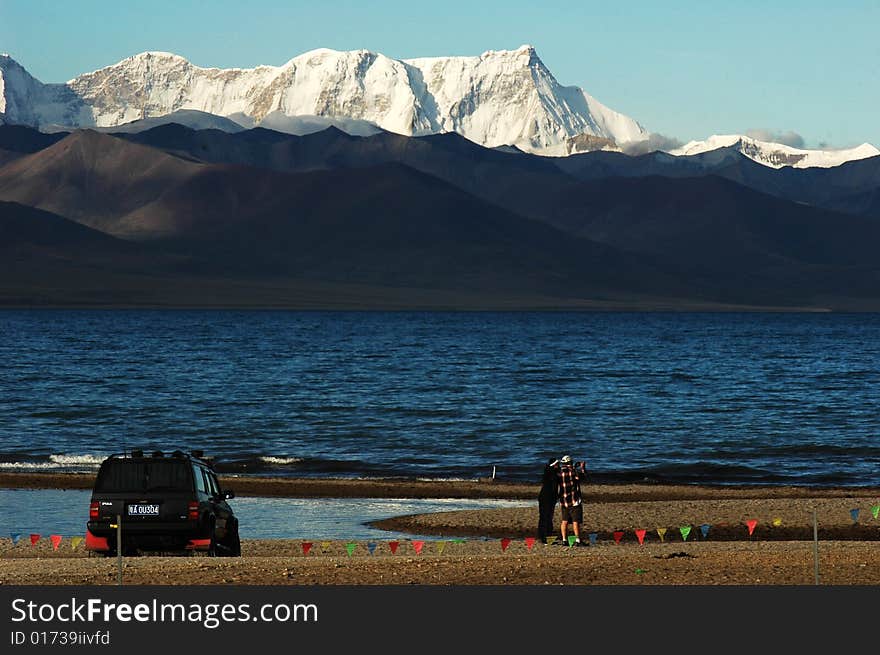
[671,134,880,169]
[0,47,647,155]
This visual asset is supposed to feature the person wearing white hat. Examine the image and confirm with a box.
[552,455,587,546]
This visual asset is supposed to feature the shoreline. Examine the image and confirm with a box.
[3,472,880,585]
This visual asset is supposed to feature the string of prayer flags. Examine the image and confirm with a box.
[746,519,758,536]
[501,538,511,552]
[567,535,577,547]
[635,529,647,545]
[772,518,783,527]
[524,537,535,551]
[11,533,21,546]
[30,534,40,546]
[657,527,667,542]
[301,542,313,556]
[388,541,400,555]
[50,535,62,550]
[613,531,624,544]
[700,524,711,539]
[588,533,597,546]
[71,536,83,550]
[679,525,691,541]
[413,540,425,555]
[436,541,447,555]
[872,505,880,520]
[345,542,357,556]
[367,542,377,555]
[850,508,860,523]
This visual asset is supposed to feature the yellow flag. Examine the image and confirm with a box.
[545,536,556,546]
[657,527,667,542]
[321,541,331,553]
[71,536,83,550]
[436,541,446,555]
[772,518,782,527]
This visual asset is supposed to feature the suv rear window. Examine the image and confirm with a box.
[94,459,193,492]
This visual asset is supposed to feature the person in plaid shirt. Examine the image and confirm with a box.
[553,455,587,546]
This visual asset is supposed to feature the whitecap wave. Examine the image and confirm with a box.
[259,456,303,465]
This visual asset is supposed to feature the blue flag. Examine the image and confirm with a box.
[850,508,860,523]
[367,542,377,555]
[11,533,21,546]
[700,524,710,538]
[588,533,597,546]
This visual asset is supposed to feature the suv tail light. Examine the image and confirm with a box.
[89,501,99,519]
[187,501,199,521]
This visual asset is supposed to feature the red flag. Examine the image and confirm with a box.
[301,542,312,555]
[613,531,624,544]
[746,519,758,536]
[388,541,399,554]
[413,540,424,554]
[50,535,62,550]
[635,529,646,545]
[30,534,40,546]
[524,537,536,551]
[500,538,511,552]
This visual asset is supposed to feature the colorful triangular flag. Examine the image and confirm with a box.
[436,541,447,555]
[588,532,597,546]
[301,542,313,556]
[613,531,624,544]
[413,540,425,554]
[11,533,21,546]
[50,535,62,550]
[679,525,691,541]
[657,527,667,542]
[635,529,646,545]
[567,535,577,547]
[545,536,556,546]
[30,534,40,546]
[700,523,710,538]
[872,505,879,520]
[345,542,357,556]
[746,519,758,536]
[453,538,466,544]
[321,541,331,553]
[772,518,782,527]
[524,537,536,551]
[388,540,399,555]
[850,508,860,523]
[367,542,377,555]
[501,538,512,552]
[71,536,83,550]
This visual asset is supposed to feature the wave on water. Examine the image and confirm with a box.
[0,453,107,472]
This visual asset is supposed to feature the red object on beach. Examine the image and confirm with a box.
[301,542,313,555]
[501,538,511,552]
[413,540,425,554]
[50,535,62,550]
[524,537,536,551]
[746,519,758,536]
[388,541,399,554]
[613,531,624,544]
[84,530,109,552]
[635,529,647,545]
[30,534,40,546]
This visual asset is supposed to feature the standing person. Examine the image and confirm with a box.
[537,458,559,544]
[554,455,587,547]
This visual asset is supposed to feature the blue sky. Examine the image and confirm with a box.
[1,0,877,148]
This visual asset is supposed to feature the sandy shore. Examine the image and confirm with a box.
[2,472,879,585]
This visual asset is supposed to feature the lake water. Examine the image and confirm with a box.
[1,310,879,486]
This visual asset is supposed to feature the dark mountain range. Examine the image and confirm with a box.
[0,124,878,310]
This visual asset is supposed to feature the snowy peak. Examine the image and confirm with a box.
[671,134,880,169]
[0,47,647,155]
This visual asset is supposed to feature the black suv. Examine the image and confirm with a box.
[86,450,240,556]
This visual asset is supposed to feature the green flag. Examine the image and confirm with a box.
[679,525,691,541]
[567,535,577,547]
[345,542,356,556]
[872,505,880,520]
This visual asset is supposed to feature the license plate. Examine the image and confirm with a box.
[127,503,160,516]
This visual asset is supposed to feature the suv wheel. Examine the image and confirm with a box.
[205,517,218,557]
[225,520,241,557]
